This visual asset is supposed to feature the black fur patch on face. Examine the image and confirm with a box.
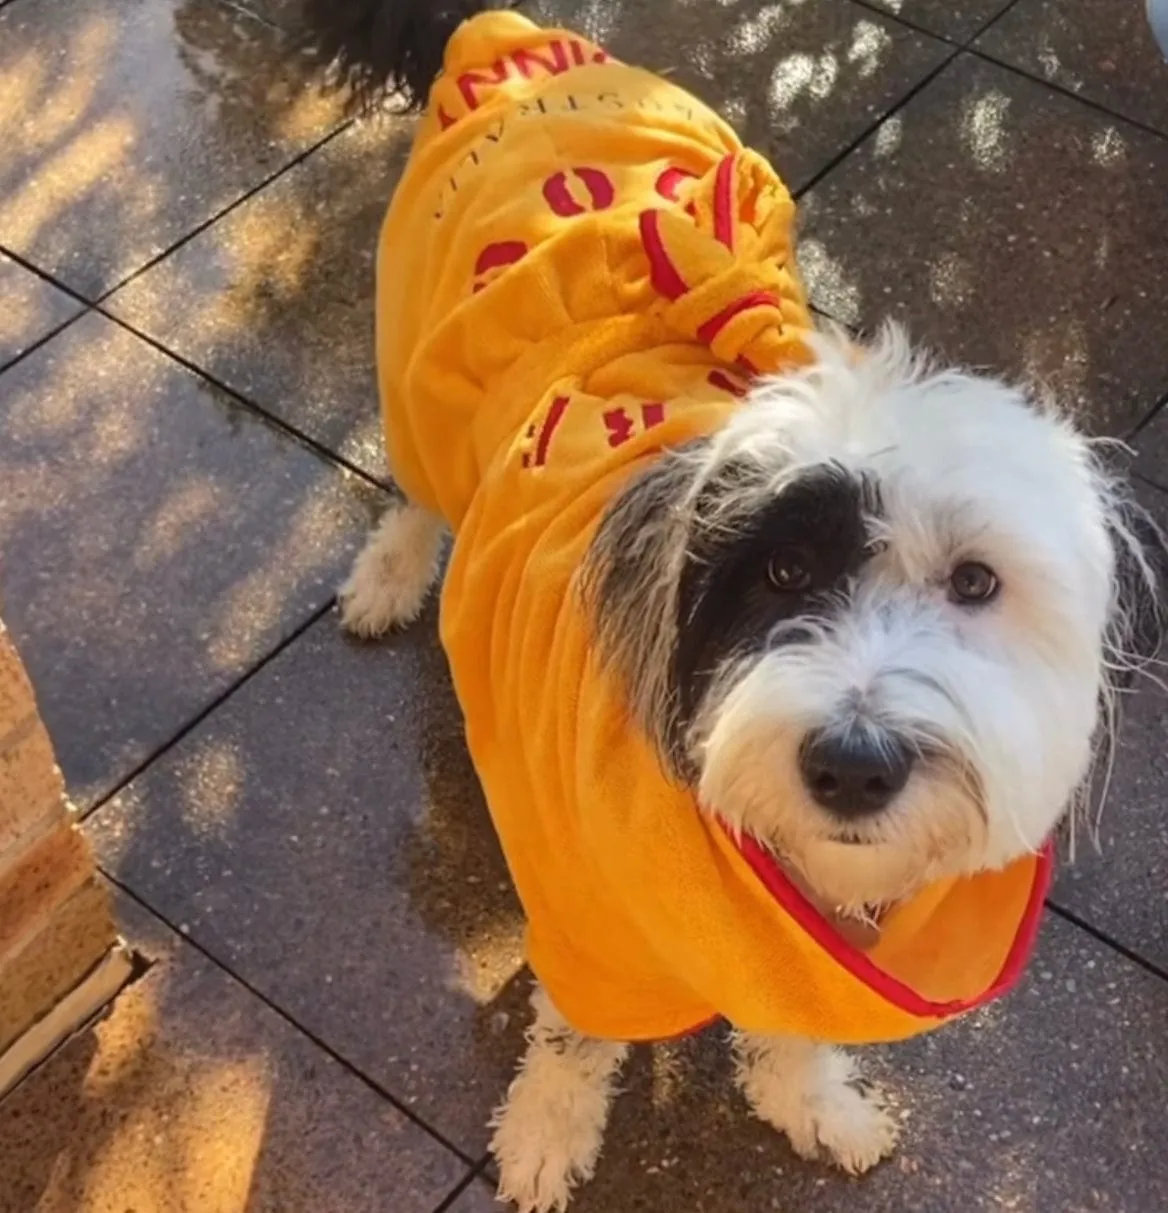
[668,463,875,757]
[581,448,878,784]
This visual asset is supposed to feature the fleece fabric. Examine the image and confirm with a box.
[375,10,1050,1043]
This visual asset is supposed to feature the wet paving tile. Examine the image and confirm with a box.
[1133,405,1168,489]
[978,0,1168,136]
[87,613,531,1157]
[107,119,414,482]
[0,0,342,300]
[450,915,1168,1213]
[107,1,946,481]
[0,891,467,1213]
[1054,676,1168,975]
[1048,450,1168,971]
[0,310,385,810]
[861,0,1013,42]
[798,53,1168,436]
[531,0,949,193]
[0,252,84,371]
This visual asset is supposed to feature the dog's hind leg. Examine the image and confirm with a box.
[339,499,446,637]
[731,1030,898,1175]
[491,984,629,1213]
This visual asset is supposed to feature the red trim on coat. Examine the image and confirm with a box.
[728,827,1053,1021]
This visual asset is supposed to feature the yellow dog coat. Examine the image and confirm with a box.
[376,10,1050,1043]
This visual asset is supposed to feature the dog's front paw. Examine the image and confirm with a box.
[783,1050,899,1174]
[736,1037,898,1176]
[489,1066,608,1212]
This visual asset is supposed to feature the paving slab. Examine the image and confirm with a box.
[1048,440,1168,971]
[107,119,414,482]
[978,0,1168,136]
[1134,404,1168,490]
[247,0,951,159]
[109,0,945,481]
[0,891,468,1213]
[0,310,385,811]
[797,53,1168,436]
[88,613,531,1156]
[862,0,1014,42]
[531,0,949,193]
[0,252,84,372]
[0,0,342,299]
[450,914,1167,1213]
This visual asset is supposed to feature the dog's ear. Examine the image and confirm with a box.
[579,444,705,773]
[1105,490,1168,686]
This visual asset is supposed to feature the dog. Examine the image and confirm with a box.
[301,2,1167,1209]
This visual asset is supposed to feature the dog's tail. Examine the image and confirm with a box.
[301,0,518,111]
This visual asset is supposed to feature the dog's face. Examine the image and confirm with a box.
[583,326,1167,911]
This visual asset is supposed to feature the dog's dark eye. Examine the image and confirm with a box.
[766,549,813,593]
[949,561,999,604]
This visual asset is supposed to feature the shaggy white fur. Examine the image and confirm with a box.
[340,326,1161,1212]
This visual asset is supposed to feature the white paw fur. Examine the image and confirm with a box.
[338,502,444,637]
[491,987,629,1213]
[733,1032,898,1175]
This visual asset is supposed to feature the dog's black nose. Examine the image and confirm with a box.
[799,729,914,818]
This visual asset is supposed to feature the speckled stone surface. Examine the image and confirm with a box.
[0,0,342,299]
[455,915,1168,1213]
[861,0,1014,42]
[798,53,1168,436]
[0,891,469,1213]
[0,310,385,810]
[1133,403,1168,489]
[87,614,530,1155]
[1054,676,1168,974]
[2,0,1168,1208]
[531,0,949,192]
[105,1,949,481]
[0,253,83,371]
[979,0,1168,136]
[107,119,414,482]
[1049,439,1168,969]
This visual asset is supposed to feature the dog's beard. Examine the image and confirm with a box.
[582,324,1168,916]
[691,619,1070,913]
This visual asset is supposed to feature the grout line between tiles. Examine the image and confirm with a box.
[1126,391,1168,442]
[81,598,335,823]
[960,0,1029,45]
[796,0,1052,203]
[92,303,394,493]
[95,116,355,305]
[0,306,91,378]
[0,240,393,496]
[794,47,958,200]
[0,117,352,312]
[431,1158,496,1213]
[101,872,483,1167]
[966,46,1168,146]
[1133,469,1168,496]
[843,0,963,45]
[1046,901,1168,986]
[796,0,1035,201]
[0,244,91,307]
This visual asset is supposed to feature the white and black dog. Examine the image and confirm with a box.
[301,2,1167,1209]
